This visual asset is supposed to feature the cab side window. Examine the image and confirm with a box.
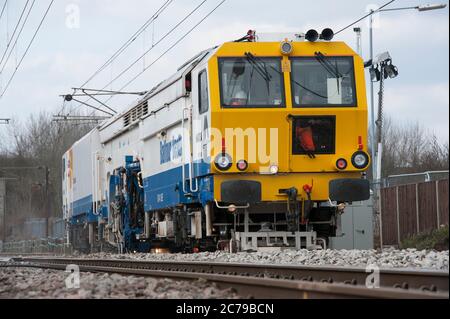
[199,70,209,114]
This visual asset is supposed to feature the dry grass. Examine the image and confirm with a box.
[401,225,449,251]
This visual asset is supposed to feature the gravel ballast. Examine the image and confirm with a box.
[0,267,240,299]
[80,248,449,271]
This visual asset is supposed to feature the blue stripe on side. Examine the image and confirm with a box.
[193,158,211,177]
[71,214,87,225]
[72,195,93,217]
[69,160,214,220]
[144,166,183,211]
[69,195,103,224]
[144,162,214,211]
[199,176,214,204]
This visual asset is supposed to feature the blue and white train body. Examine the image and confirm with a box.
[63,33,371,253]
[63,50,216,252]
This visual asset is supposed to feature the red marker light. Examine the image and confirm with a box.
[185,79,192,91]
[222,138,226,154]
[358,136,364,150]
[237,160,248,171]
[247,30,256,41]
[303,184,313,194]
[336,159,348,170]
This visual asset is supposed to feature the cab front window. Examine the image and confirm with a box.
[291,56,357,107]
[219,57,285,108]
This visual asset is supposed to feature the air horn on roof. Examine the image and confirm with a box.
[305,28,334,42]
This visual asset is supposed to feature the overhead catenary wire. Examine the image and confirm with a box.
[334,0,395,35]
[97,0,227,110]
[70,0,211,116]
[0,0,31,68]
[0,0,37,75]
[84,0,226,117]
[79,0,175,89]
[100,0,225,109]
[104,0,227,104]
[67,88,147,97]
[0,0,8,22]
[99,0,209,94]
[0,0,54,99]
[62,0,176,116]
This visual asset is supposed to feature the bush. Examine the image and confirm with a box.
[401,226,449,251]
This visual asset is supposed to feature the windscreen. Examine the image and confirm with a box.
[291,56,356,107]
[219,57,285,108]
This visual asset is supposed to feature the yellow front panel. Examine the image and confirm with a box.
[214,172,362,202]
[208,41,369,202]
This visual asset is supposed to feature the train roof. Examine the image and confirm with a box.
[66,35,359,153]
[97,47,217,132]
[95,34,358,133]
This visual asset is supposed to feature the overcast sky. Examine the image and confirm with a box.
[0,0,448,144]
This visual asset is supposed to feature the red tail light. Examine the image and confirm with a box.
[237,160,248,171]
[336,158,348,170]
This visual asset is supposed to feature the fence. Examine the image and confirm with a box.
[24,218,47,239]
[0,218,68,254]
[0,179,5,241]
[51,218,65,239]
[0,238,72,255]
[381,171,449,188]
[7,218,65,241]
[380,179,449,247]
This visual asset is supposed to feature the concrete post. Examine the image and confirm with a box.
[205,202,213,237]
[0,179,5,241]
[436,181,440,227]
[396,186,401,246]
[89,223,95,251]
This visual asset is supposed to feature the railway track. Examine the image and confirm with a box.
[1,256,448,299]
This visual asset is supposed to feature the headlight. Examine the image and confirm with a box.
[269,165,279,175]
[215,153,232,171]
[351,151,370,169]
[280,41,293,55]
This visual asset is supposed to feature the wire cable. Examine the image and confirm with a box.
[0,0,54,99]
[0,0,30,68]
[62,0,177,115]
[0,0,8,22]
[376,67,385,144]
[0,0,36,75]
[103,0,226,105]
[335,0,395,35]
[79,0,175,88]
[100,0,209,93]
[70,0,211,115]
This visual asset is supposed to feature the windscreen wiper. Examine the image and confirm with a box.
[245,52,272,93]
[248,52,329,100]
[245,53,272,81]
[315,52,342,78]
[315,52,342,94]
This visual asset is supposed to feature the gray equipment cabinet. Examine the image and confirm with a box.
[330,199,374,250]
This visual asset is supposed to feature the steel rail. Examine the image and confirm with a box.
[2,257,448,299]
[2,262,445,299]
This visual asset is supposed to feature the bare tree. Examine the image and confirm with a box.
[380,117,449,178]
[0,111,96,239]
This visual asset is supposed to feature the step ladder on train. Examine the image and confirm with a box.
[230,209,326,252]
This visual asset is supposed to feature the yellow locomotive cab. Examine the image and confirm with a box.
[64,30,373,252]
[208,41,370,204]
